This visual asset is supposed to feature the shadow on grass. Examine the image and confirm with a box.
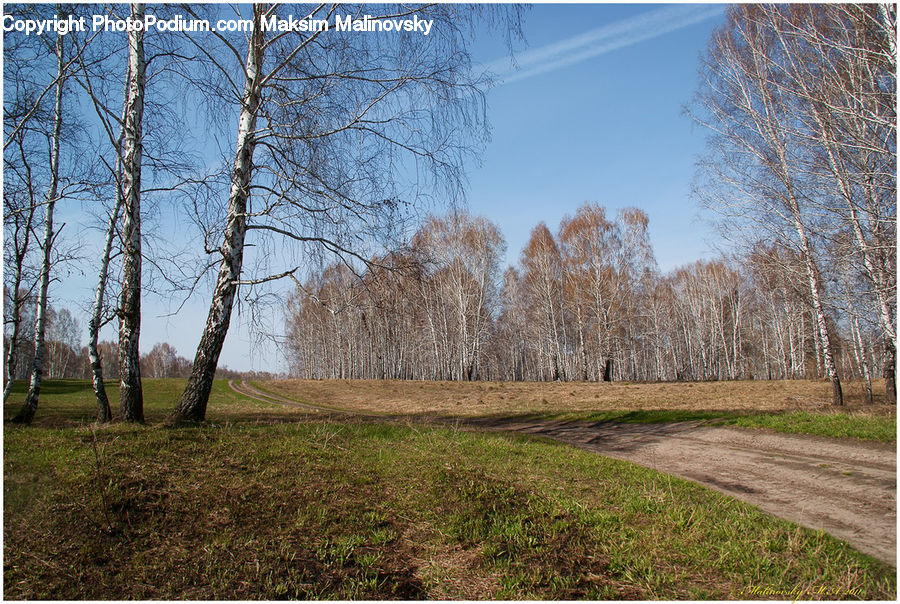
[449,412,719,454]
[5,379,896,444]
[449,408,749,425]
[29,380,94,396]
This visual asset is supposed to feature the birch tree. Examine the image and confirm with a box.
[72,2,200,421]
[521,224,565,381]
[692,5,848,404]
[3,138,38,402]
[3,7,54,404]
[11,28,67,424]
[173,4,520,421]
[88,191,122,422]
[172,4,267,422]
[559,204,619,381]
[411,213,504,380]
[75,31,133,422]
[117,2,147,422]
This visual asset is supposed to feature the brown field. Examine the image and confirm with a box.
[256,378,889,417]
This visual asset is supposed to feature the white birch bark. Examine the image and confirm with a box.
[118,3,146,422]
[88,61,130,422]
[89,200,122,422]
[174,5,266,422]
[13,32,65,424]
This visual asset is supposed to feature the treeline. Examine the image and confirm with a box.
[2,303,277,381]
[284,4,896,405]
[285,206,891,400]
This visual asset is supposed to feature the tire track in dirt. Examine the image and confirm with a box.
[229,380,327,412]
[229,380,386,418]
[468,416,896,566]
[229,381,896,566]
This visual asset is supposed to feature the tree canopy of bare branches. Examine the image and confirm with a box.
[690,4,896,405]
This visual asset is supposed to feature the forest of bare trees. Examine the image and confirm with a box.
[3,3,522,423]
[2,304,274,383]
[3,3,895,426]
[284,205,891,392]
[284,4,896,402]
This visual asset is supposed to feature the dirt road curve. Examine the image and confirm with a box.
[229,381,896,566]
[468,417,896,566]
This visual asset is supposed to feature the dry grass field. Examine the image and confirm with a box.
[256,378,889,418]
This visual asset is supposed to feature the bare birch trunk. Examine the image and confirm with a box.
[118,3,146,422]
[89,200,122,422]
[173,5,265,422]
[3,286,24,402]
[884,341,896,405]
[795,227,843,406]
[12,33,65,425]
[88,63,131,423]
[3,169,36,403]
[576,305,588,381]
[851,315,874,405]
[783,178,843,404]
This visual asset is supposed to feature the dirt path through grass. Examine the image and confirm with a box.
[230,380,896,566]
[227,380,334,413]
[467,416,896,566]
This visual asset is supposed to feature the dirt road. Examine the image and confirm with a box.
[468,416,896,566]
[229,380,897,566]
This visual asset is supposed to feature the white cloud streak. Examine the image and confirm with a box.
[483,4,724,84]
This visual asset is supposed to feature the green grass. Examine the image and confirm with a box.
[3,378,302,426]
[727,410,897,442]
[5,419,895,599]
[3,380,896,599]
[507,409,896,442]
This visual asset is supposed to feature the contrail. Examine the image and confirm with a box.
[483,4,724,84]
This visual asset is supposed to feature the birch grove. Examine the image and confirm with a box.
[690,4,896,405]
[283,203,892,390]
[2,4,894,424]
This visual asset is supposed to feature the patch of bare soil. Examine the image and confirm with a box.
[468,416,897,566]
[404,527,503,600]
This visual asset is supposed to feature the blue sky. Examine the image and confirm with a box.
[30,3,728,374]
[465,3,725,272]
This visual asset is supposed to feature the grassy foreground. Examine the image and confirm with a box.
[3,379,897,599]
